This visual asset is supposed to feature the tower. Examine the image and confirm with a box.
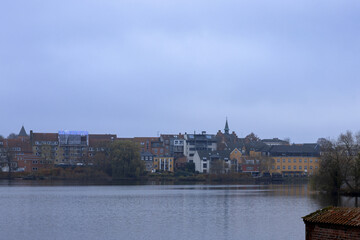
[18,125,28,137]
[224,118,229,134]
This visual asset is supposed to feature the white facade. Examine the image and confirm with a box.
[183,133,217,163]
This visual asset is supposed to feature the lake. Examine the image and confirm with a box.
[0,181,356,240]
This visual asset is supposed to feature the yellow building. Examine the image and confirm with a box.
[272,156,320,175]
[153,157,174,172]
[230,148,242,163]
[269,144,320,175]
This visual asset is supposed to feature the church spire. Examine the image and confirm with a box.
[224,118,229,134]
[18,125,28,137]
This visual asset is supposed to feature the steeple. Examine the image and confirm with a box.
[224,118,229,134]
[18,125,28,137]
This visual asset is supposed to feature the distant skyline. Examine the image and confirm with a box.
[1,0,360,143]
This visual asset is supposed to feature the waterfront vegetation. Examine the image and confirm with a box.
[311,131,360,196]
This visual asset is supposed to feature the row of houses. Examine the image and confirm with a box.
[0,120,320,175]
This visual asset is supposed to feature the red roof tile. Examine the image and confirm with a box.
[32,133,58,142]
[89,134,116,145]
[303,207,360,227]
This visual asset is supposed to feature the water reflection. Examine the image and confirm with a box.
[0,181,359,240]
[310,192,359,208]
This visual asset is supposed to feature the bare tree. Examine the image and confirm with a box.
[210,159,225,175]
[7,133,17,139]
[0,147,14,179]
[244,132,260,143]
[313,131,360,194]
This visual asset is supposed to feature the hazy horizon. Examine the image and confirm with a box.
[2,0,360,143]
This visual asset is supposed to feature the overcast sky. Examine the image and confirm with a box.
[1,0,360,142]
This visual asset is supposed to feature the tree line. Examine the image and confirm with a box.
[313,131,360,195]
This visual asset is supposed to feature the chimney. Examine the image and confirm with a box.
[30,130,33,145]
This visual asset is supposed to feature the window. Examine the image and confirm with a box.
[203,163,207,168]
[310,166,313,169]
[310,159,313,163]
[304,166,307,170]
[277,159,280,163]
[272,166,275,170]
[277,166,280,169]
[293,159,296,163]
[304,159,308,163]
[293,166,296,170]
[299,166,302,170]
[282,159,285,163]
[315,159,318,163]
[32,167,38,171]
[288,159,291,163]
[288,166,291,170]
[299,159,302,163]
[315,166,318,169]
[283,166,285,170]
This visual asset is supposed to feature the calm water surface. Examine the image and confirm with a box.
[0,181,356,240]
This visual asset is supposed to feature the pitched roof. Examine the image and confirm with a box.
[269,144,320,156]
[303,207,360,227]
[18,126,28,137]
[32,133,59,142]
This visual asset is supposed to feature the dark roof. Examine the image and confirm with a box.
[197,150,231,160]
[18,126,28,137]
[269,144,320,156]
[246,141,270,152]
[261,138,288,144]
[303,207,360,227]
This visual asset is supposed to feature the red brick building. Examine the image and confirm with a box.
[303,207,360,240]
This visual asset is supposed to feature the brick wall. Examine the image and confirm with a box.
[306,223,360,240]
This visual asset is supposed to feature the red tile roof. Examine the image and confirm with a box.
[32,133,58,141]
[89,134,116,145]
[303,207,360,227]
